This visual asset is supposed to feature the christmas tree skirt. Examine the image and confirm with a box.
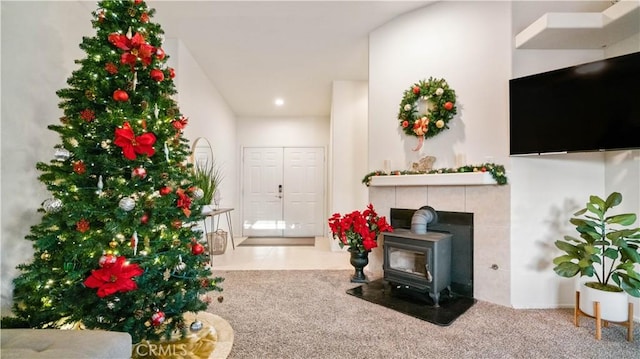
[132,312,233,359]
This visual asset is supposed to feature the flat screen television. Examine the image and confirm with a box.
[509,52,640,155]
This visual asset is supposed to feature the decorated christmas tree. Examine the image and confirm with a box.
[8,0,222,343]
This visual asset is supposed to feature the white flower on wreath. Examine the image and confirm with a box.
[403,104,412,111]
[435,88,444,96]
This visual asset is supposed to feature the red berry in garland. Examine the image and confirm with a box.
[159,186,172,196]
[412,86,420,95]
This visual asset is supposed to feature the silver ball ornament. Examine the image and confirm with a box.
[43,198,63,213]
[192,188,204,200]
[54,148,71,161]
[174,261,187,272]
[190,320,203,332]
[118,197,136,211]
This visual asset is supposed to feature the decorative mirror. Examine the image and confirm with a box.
[191,137,214,169]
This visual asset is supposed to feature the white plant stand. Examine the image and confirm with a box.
[574,290,634,342]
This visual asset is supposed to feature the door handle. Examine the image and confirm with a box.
[277,184,283,199]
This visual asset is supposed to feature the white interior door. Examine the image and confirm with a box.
[283,147,324,237]
[242,147,324,237]
[242,148,284,237]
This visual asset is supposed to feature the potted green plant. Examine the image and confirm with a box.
[553,192,640,321]
[192,158,223,211]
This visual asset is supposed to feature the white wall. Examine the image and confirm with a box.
[163,39,239,236]
[369,1,512,172]
[329,81,369,248]
[0,1,93,315]
[236,116,329,148]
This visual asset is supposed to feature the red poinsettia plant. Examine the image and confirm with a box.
[328,204,393,253]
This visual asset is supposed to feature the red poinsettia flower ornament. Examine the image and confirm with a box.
[84,256,143,298]
[114,121,156,160]
[108,32,155,68]
[171,117,188,131]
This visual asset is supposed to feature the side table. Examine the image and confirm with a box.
[203,208,235,250]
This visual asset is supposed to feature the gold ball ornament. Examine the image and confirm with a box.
[85,90,96,101]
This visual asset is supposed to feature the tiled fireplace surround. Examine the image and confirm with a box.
[367,183,511,307]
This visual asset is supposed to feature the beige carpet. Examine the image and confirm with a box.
[207,270,639,359]
[237,237,315,247]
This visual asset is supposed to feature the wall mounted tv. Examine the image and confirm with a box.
[509,51,640,156]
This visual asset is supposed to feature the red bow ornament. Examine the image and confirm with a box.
[176,188,192,217]
[114,122,156,160]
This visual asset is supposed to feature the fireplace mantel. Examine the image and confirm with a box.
[368,172,497,187]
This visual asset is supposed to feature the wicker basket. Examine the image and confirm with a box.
[207,229,227,255]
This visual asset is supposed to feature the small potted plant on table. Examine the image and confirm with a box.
[193,158,223,213]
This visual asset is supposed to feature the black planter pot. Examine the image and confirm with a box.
[348,248,370,283]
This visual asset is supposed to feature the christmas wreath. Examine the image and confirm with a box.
[398,77,457,150]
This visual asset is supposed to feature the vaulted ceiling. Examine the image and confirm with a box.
[147,1,434,118]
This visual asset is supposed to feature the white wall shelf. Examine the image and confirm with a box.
[368,172,497,187]
[515,1,639,49]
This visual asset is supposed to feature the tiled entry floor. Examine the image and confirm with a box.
[209,237,352,271]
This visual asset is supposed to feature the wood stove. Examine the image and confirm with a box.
[382,207,474,306]
[383,229,452,306]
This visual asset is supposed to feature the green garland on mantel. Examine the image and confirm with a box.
[362,163,508,187]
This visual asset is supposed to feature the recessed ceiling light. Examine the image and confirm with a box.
[274,98,284,106]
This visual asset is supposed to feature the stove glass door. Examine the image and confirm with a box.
[388,246,431,278]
